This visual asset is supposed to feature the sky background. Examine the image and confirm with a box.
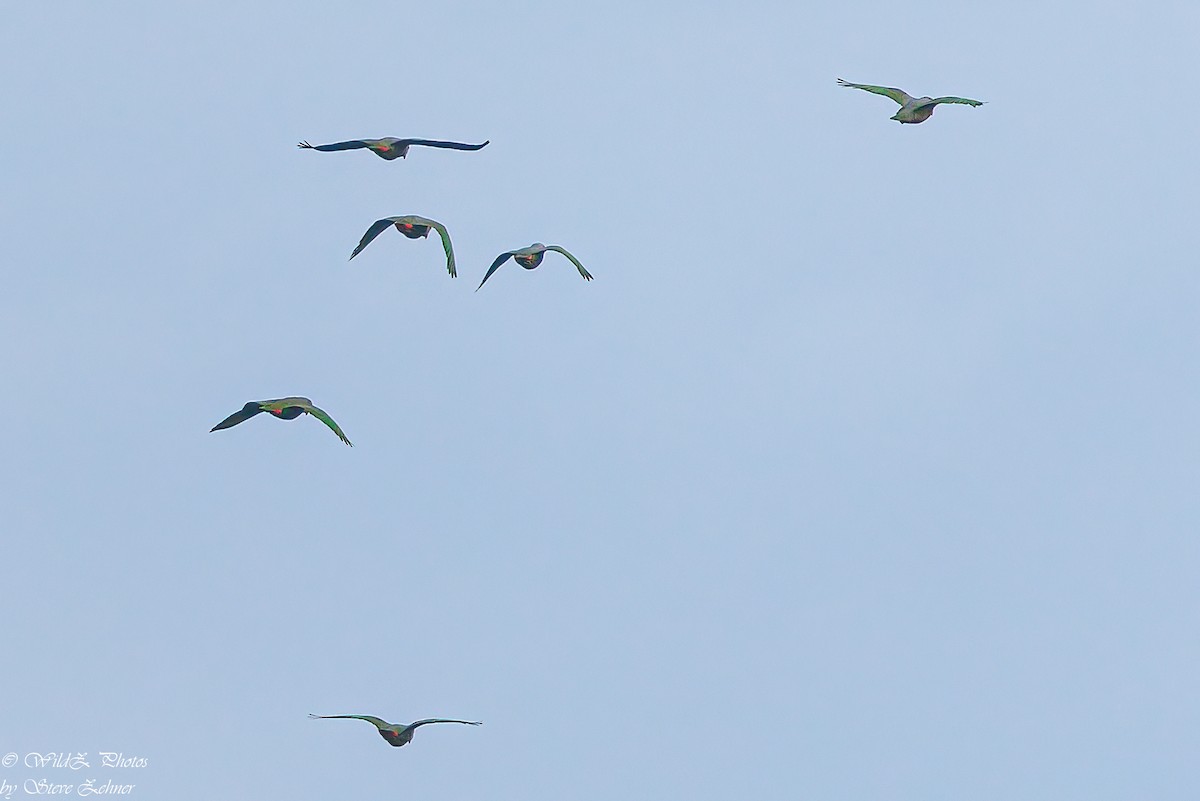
[2,1,1198,799]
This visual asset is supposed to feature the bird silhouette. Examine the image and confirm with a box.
[308,714,481,747]
[298,137,489,160]
[837,78,984,124]
[210,398,352,446]
[477,243,592,291]
[349,215,457,277]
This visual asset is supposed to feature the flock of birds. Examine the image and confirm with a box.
[300,135,593,291]
[208,127,605,447]
[207,76,985,760]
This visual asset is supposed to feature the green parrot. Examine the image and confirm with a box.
[349,215,457,277]
[298,137,489,161]
[308,714,482,747]
[476,243,592,291]
[210,398,352,446]
[837,78,984,124]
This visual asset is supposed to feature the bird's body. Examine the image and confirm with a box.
[836,78,984,124]
[308,714,481,747]
[350,215,457,277]
[297,137,489,160]
[476,243,592,291]
[210,397,352,446]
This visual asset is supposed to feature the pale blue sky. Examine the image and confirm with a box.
[2,1,1198,799]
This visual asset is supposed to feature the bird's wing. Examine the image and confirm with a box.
[350,218,397,260]
[298,140,371,152]
[424,219,456,278]
[209,403,263,432]
[476,251,517,291]
[258,397,310,412]
[408,719,483,728]
[921,95,985,108]
[300,403,353,447]
[544,245,593,281]
[400,139,490,151]
[836,79,913,106]
[309,714,389,728]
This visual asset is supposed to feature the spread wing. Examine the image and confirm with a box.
[299,403,353,447]
[415,217,457,277]
[400,139,489,151]
[836,78,913,106]
[544,245,593,281]
[476,251,517,291]
[309,714,389,729]
[298,140,371,152]
[209,402,263,432]
[408,719,483,729]
[349,218,397,260]
[920,95,985,109]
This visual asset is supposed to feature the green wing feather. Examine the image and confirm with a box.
[408,718,483,729]
[299,403,353,447]
[544,245,593,281]
[925,96,985,108]
[309,714,389,728]
[258,397,307,412]
[350,219,394,260]
[476,251,516,291]
[406,216,456,277]
[429,220,456,278]
[836,78,913,106]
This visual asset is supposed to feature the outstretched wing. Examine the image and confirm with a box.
[300,404,353,447]
[209,402,263,432]
[476,251,517,291]
[544,245,593,281]
[401,139,489,152]
[298,139,371,152]
[350,218,397,260]
[309,714,389,728]
[408,719,483,728]
[836,78,913,106]
[921,95,985,108]
[418,217,457,278]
